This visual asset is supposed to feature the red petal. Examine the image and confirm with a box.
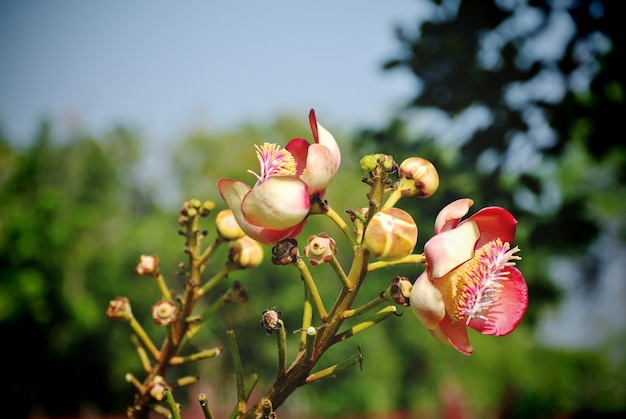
[466,206,517,249]
[285,137,309,176]
[468,267,528,336]
[309,108,319,143]
[435,316,473,355]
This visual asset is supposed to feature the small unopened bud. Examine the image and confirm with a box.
[387,276,413,307]
[147,376,168,401]
[260,307,283,335]
[151,300,178,326]
[201,200,216,215]
[271,238,299,265]
[303,233,337,266]
[106,297,133,322]
[229,236,264,269]
[364,208,418,261]
[398,157,439,198]
[216,209,246,241]
[135,255,159,276]
[224,280,249,303]
[360,154,381,172]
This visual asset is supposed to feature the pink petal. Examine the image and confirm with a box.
[285,137,309,176]
[410,272,446,329]
[468,267,528,336]
[424,221,479,279]
[436,316,473,355]
[434,198,474,234]
[218,178,299,244]
[241,176,310,230]
[465,206,517,249]
[309,108,341,171]
[301,144,336,196]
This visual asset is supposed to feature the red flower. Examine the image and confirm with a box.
[410,198,528,355]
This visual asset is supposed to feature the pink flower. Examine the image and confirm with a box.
[218,109,340,245]
[410,198,528,355]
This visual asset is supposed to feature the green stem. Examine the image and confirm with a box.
[229,373,259,419]
[305,348,364,384]
[198,393,215,419]
[342,293,386,319]
[195,262,239,299]
[324,204,358,247]
[163,388,182,419]
[125,373,144,393]
[198,237,226,270]
[295,257,328,321]
[276,320,287,377]
[299,284,314,353]
[169,347,223,365]
[367,253,426,271]
[129,317,160,360]
[227,330,246,415]
[154,273,173,301]
[130,334,152,372]
[305,326,317,361]
[333,305,398,344]
[329,255,350,288]
[381,187,403,210]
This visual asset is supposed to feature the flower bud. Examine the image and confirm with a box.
[151,300,178,326]
[224,280,249,303]
[216,209,246,241]
[359,154,381,172]
[260,307,283,335]
[229,236,264,269]
[398,157,439,198]
[147,376,168,401]
[364,208,418,261]
[271,238,299,265]
[135,255,159,276]
[106,297,133,322]
[387,276,413,307]
[303,233,337,265]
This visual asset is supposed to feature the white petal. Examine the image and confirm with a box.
[242,177,310,230]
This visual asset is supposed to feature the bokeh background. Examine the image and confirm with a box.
[1,1,625,418]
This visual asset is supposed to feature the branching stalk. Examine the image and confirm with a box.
[333,305,398,344]
[368,253,426,271]
[295,257,328,321]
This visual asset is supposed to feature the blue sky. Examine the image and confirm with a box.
[0,0,430,145]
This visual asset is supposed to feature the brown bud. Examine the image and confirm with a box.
[135,255,159,276]
[106,297,133,322]
[271,238,299,265]
[260,308,283,335]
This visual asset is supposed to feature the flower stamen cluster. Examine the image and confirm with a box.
[248,143,297,184]
[448,239,520,325]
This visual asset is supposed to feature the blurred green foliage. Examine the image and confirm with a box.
[2,0,625,417]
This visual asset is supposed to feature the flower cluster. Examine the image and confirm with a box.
[218,110,528,355]
[218,109,341,245]
[110,108,530,419]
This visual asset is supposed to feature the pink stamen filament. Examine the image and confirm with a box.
[247,143,296,184]
[455,239,520,324]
